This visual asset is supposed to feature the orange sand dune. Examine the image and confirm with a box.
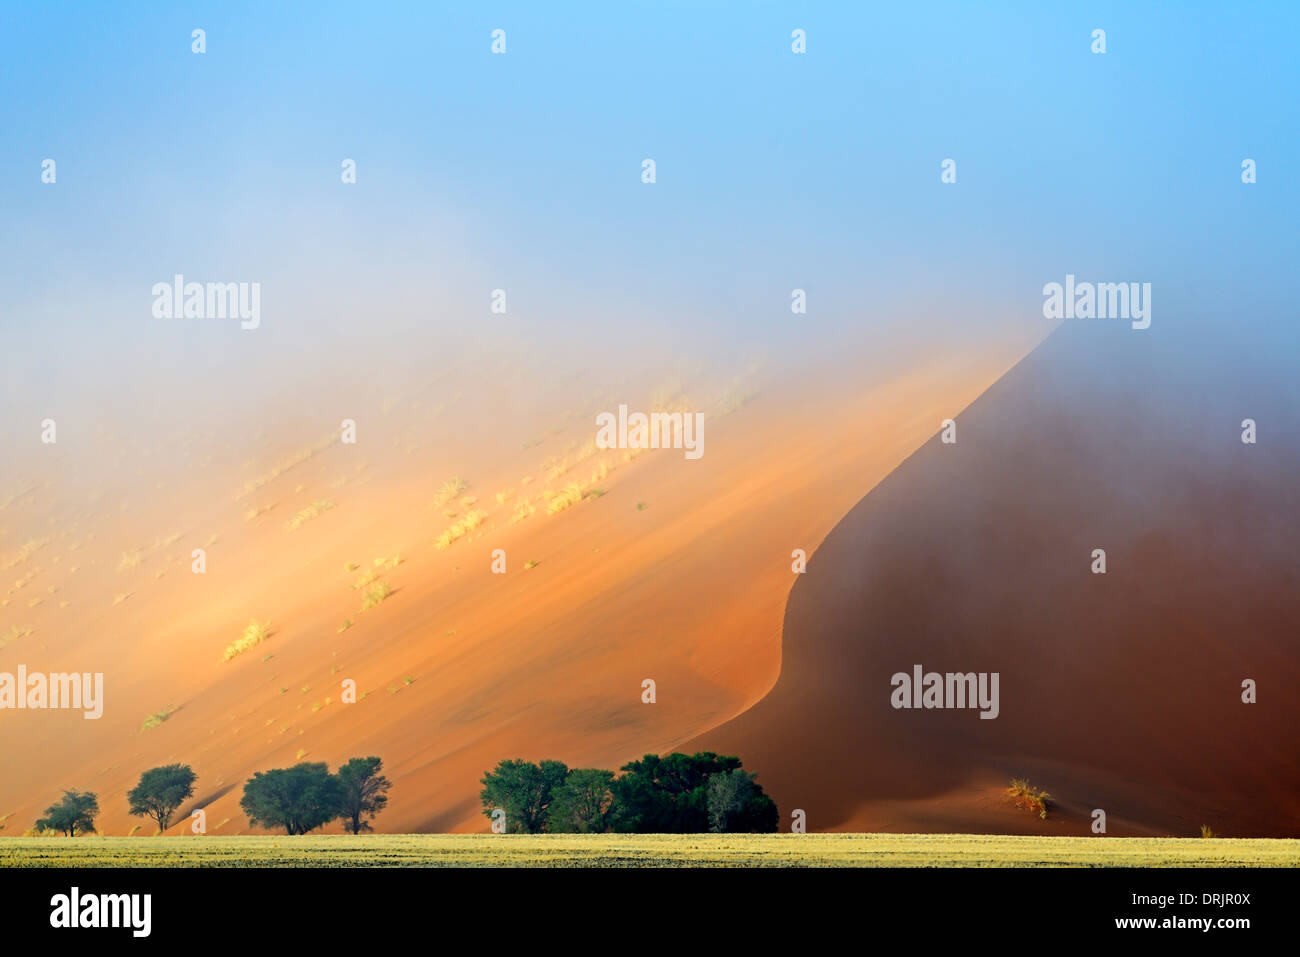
[691,318,1300,837]
[0,332,1037,835]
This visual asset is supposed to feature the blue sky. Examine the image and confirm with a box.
[2,1,1297,415]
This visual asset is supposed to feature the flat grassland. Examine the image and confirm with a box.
[2,834,1297,868]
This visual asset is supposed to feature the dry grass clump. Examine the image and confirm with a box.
[140,706,176,732]
[361,580,393,610]
[433,477,468,508]
[285,499,335,531]
[435,510,484,550]
[547,484,584,515]
[224,620,270,661]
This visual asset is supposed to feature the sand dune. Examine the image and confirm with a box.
[691,318,1300,837]
[0,333,1037,835]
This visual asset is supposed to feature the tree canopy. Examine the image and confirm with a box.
[240,762,344,835]
[547,768,615,833]
[481,752,777,834]
[336,756,392,834]
[610,752,778,833]
[127,764,197,833]
[36,790,100,836]
[479,759,569,833]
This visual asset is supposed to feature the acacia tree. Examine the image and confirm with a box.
[609,752,779,833]
[706,768,756,833]
[547,768,615,833]
[240,763,343,835]
[479,759,569,833]
[127,764,197,834]
[336,756,391,834]
[36,790,99,836]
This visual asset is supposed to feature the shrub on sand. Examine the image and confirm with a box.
[1006,778,1051,819]
[224,620,270,661]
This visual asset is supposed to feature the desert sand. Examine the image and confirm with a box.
[5,314,1293,840]
[0,327,1036,836]
[691,317,1300,837]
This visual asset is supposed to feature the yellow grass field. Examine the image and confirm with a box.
[2,834,1298,868]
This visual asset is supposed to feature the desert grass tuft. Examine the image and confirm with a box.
[361,580,393,610]
[224,620,270,661]
[435,510,484,549]
[433,477,468,508]
[140,706,177,733]
[285,499,335,531]
[547,484,584,515]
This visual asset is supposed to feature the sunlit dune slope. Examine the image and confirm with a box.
[0,334,1035,835]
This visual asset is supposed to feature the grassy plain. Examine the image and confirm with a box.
[3,833,1297,868]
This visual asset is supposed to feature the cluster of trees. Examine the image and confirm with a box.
[241,758,391,835]
[480,752,778,834]
[33,756,391,837]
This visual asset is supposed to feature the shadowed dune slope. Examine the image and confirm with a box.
[692,318,1300,837]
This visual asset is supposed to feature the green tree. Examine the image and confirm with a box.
[609,752,738,832]
[36,790,99,836]
[336,756,391,834]
[240,762,343,835]
[127,764,197,834]
[610,752,778,833]
[547,768,615,833]
[479,759,568,833]
[707,768,757,832]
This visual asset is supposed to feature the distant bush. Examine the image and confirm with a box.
[1007,778,1051,819]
